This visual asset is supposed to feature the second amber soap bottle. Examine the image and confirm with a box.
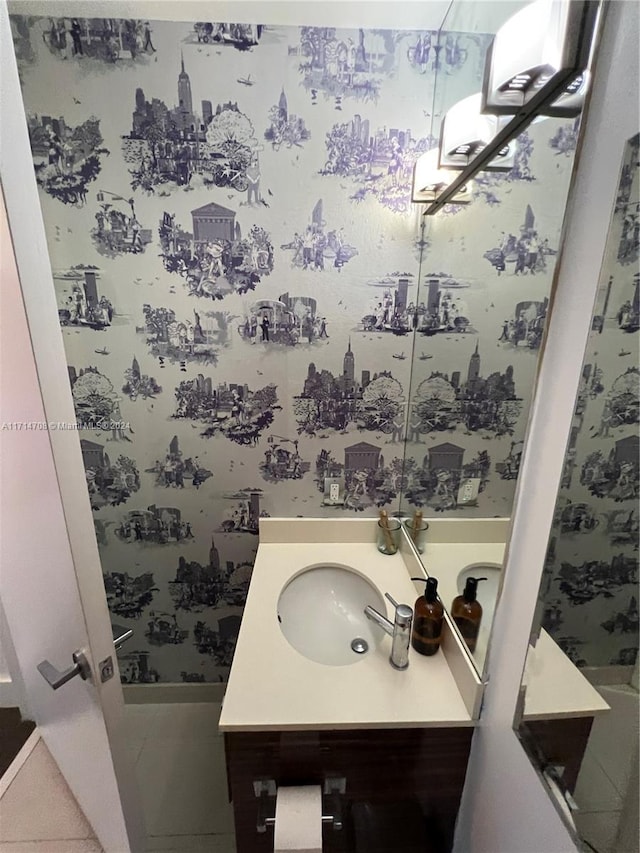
[410,577,444,656]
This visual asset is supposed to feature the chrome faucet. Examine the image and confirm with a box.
[365,592,413,670]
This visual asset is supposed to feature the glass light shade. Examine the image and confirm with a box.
[438,93,516,172]
[411,149,473,204]
[482,0,596,117]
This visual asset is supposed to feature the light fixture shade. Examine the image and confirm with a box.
[438,93,516,172]
[411,150,473,204]
[481,0,598,117]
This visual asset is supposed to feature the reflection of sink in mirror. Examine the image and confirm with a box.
[456,563,503,666]
[277,563,387,666]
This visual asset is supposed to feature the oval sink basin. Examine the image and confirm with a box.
[277,563,387,666]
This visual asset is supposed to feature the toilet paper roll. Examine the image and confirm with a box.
[273,784,323,853]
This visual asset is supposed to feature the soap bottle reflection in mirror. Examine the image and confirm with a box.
[451,577,486,653]
[411,577,444,657]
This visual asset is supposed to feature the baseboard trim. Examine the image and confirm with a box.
[123,683,226,704]
[581,664,636,687]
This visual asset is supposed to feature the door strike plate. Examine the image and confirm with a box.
[99,656,115,683]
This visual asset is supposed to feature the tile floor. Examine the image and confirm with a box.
[573,684,639,853]
[124,702,236,853]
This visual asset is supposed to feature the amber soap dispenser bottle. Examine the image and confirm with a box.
[410,577,444,656]
[450,577,486,653]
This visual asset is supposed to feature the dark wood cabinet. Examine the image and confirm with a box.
[224,726,474,853]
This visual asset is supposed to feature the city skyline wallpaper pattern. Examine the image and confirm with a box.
[11,11,581,683]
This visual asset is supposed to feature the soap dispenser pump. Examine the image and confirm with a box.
[410,576,444,657]
[451,577,486,653]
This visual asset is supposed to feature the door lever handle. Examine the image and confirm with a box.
[111,624,134,651]
[37,650,91,690]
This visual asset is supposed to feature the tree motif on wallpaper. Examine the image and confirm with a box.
[121,59,262,193]
[593,367,640,436]
[410,349,522,438]
[104,571,158,619]
[145,435,212,490]
[69,367,130,433]
[280,199,357,270]
[173,377,278,445]
[116,506,194,545]
[264,88,311,150]
[26,114,108,205]
[158,208,273,300]
[403,448,491,511]
[320,115,434,214]
[548,119,581,157]
[145,612,189,646]
[40,18,157,64]
[580,437,639,501]
[122,356,162,401]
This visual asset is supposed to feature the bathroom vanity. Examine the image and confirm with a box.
[219,518,500,853]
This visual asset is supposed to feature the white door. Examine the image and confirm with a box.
[0,10,143,853]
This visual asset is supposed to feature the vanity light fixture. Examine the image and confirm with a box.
[481,0,599,117]
[411,149,473,205]
[438,93,516,172]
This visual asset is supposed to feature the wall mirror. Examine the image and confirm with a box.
[7,0,598,692]
[398,1,601,677]
[514,132,639,853]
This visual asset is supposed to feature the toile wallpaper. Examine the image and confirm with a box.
[11,12,580,683]
[540,134,639,670]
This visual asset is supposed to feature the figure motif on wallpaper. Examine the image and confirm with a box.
[280,199,357,271]
[615,132,639,266]
[118,651,160,684]
[190,22,262,50]
[408,345,522,437]
[145,612,189,646]
[40,18,156,63]
[264,88,311,150]
[405,30,483,76]
[581,436,640,501]
[548,119,581,158]
[158,207,273,299]
[145,435,212,490]
[260,436,310,482]
[238,293,325,347]
[193,617,242,669]
[556,501,600,535]
[361,275,417,335]
[169,540,253,612]
[321,116,434,214]
[314,445,407,512]
[415,278,474,337]
[497,299,548,350]
[139,305,228,365]
[483,206,556,276]
[496,441,523,481]
[173,377,278,446]
[122,59,262,193]
[27,113,108,205]
[218,490,268,534]
[103,571,158,620]
[91,192,151,256]
[122,356,162,401]
[116,506,194,545]
[403,447,491,512]
[293,341,405,436]
[555,553,638,606]
[591,367,639,437]
[293,27,396,107]
[54,269,114,331]
[615,275,640,333]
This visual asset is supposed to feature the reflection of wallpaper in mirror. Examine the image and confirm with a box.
[539,133,639,670]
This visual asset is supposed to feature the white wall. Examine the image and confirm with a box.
[454,3,640,852]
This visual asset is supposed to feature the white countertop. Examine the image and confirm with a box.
[219,519,488,732]
[522,629,610,721]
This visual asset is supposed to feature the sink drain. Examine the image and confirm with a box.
[351,638,369,654]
